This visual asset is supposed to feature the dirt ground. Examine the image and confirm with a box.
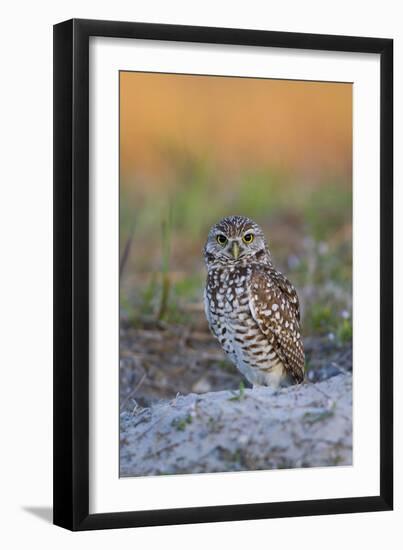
[119,307,352,412]
[120,370,353,477]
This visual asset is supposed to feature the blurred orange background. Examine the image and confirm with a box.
[120,72,352,184]
[119,71,353,344]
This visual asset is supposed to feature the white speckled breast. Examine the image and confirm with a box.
[204,263,288,387]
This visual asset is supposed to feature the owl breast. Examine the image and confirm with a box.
[205,265,288,387]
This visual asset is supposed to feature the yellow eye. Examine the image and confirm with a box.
[216,234,228,246]
[243,233,254,244]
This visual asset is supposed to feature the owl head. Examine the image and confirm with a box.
[204,215,270,266]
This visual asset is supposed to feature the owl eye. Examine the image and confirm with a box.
[216,234,228,246]
[242,233,254,244]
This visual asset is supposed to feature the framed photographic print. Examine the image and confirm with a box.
[53,19,393,531]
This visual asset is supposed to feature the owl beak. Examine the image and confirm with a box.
[231,241,240,260]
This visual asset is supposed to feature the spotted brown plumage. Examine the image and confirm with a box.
[204,215,305,388]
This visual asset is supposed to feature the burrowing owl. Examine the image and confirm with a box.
[204,215,304,388]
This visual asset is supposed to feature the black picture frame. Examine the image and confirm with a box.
[53,18,393,531]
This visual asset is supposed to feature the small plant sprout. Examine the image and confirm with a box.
[171,413,193,431]
[229,380,246,401]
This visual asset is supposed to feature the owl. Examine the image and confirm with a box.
[204,215,304,388]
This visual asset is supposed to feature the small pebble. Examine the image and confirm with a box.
[192,378,212,393]
[237,434,249,446]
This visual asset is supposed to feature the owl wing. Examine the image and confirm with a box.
[248,266,305,383]
[269,267,301,322]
